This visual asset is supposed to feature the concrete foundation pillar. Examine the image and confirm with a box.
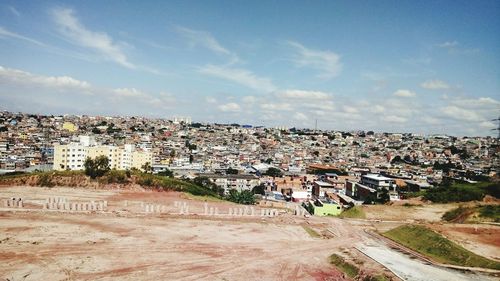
[251,207,255,216]
[209,207,214,215]
[103,201,108,208]
[215,207,219,215]
[204,203,208,215]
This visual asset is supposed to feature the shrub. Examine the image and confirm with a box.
[37,173,55,187]
[84,156,110,179]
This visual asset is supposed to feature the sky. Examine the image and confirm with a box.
[0,0,499,136]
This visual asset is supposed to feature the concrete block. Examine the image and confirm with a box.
[103,201,108,208]
[215,207,219,215]
[209,207,214,215]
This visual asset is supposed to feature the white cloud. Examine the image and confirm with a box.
[0,65,90,89]
[205,97,217,104]
[382,115,408,123]
[242,96,257,104]
[276,89,330,100]
[176,26,239,63]
[441,106,482,122]
[288,41,342,79]
[294,112,308,121]
[393,89,416,98]
[342,105,358,114]
[437,41,458,48]
[51,8,135,68]
[199,64,276,92]
[421,79,450,90]
[113,88,147,98]
[261,103,293,111]
[452,97,500,109]
[372,105,385,113]
[218,102,241,112]
[0,26,45,46]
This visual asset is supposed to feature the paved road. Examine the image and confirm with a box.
[356,242,495,281]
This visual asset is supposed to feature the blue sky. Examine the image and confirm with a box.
[0,0,499,136]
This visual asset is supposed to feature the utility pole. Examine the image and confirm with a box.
[493,117,500,140]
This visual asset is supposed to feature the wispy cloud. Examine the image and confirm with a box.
[198,64,276,92]
[175,26,239,64]
[0,65,90,89]
[393,89,416,98]
[437,41,458,48]
[218,102,241,112]
[436,41,479,55]
[50,8,135,69]
[287,41,342,79]
[8,6,20,16]
[421,79,450,90]
[276,89,331,100]
[0,26,45,46]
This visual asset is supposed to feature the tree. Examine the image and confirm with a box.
[264,167,283,177]
[193,176,224,196]
[84,156,110,179]
[141,162,152,173]
[157,168,174,178]
[226,168,238,175]
[252,184,266,195]
[377,188,390,204]
[226,189,255,205]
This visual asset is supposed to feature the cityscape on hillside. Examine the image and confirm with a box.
[1,1,499,280]
[0,110,498,188]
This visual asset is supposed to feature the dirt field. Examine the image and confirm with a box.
[0,186,384,280]
[362,203,457,222]
[0,185,498,280]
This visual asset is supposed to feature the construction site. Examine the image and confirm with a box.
[0,185,499,281]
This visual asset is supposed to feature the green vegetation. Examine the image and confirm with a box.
[84,156,110,179]
[302,225,321,238]
[225,189,255,205]
[363,275,390,281]
[37,173,55,187]
[384,225,500,270]
[441,206,473,222]
[424,182,499,203]
[102,169,129,184]
[263,167,283,177]
[339,206,366,219]
[329,254,360,278]
[478,205,500,222]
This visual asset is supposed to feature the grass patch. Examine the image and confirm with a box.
[329,254,360,278]
[383,225,500,270]
[339,206,366,219]
[478,205,500,222]
[441,205,474,222]
[302,225,321,238]
[363,275,390,281]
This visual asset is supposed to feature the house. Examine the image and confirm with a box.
[305,198,342,216]
[312,181,335,197]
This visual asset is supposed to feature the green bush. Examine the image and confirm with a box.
[441,206,473,222]
[423,182,498,203]
[105,170,129,184]
[329,254,360,278]
[479,205,500,222]
[37,173,55,187]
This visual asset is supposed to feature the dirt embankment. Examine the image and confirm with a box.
[0,173,143,190]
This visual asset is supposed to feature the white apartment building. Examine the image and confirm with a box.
[53,136,152,171]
